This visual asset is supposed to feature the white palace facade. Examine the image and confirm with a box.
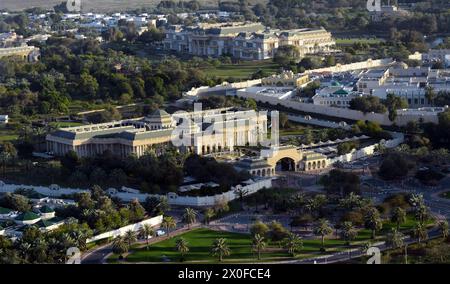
[46,108,268,158]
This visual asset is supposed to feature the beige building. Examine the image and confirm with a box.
[236,145,329,176]
[46,108,268,158]
[163,22,335,60]
[0,46,40,62]
[261,70,310,88]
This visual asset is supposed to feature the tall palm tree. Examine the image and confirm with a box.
[182,208,198,228]
[112,236,129,259]
[252,234,267,260]
[313,218,333,251]
[211,238,230,262]
[425,86,436,106]
[283,233,303,257]
[175,237,189,262]
[161,216,177,237]
[415,205,428,225]
[412,222,428,245]
[123,230,137,247]
[364,207,383,239]
[139,224,155,250]
[391,207,407,230]
[70,230,89,251]
[386,228,404,249]
[234,187,249,209]
[438,220,449,240]
[203,208,215,225]
[340,222,358,245]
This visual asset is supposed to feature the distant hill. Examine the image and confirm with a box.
[0,0,215,13]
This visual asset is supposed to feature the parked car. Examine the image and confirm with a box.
[156,230,166,236]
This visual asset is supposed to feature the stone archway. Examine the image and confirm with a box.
[263,146,302,170]
[275,157,296,172]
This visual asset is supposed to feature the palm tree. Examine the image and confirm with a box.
[340,222,358,245]
[438,220,449,240]
[412,222,428,245]
[112,236,129,259]
[182,208,198,228]
[425,86,436,106]
[161,216,177,237]
[415,205,428,225]
[70,230,89,251]
[391,207,407,230]
[175,237,189,262]
[123,230,137,247]
[386,228,404,249]
[211,238,230,262]
[234,187,249,209]
[313,218,333,251]
[139,224,155,250]
[203,208,215,225]
[364,207,383,239]
[252,234,267,260]
[283,233,303,257]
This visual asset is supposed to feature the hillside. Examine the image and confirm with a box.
[1,0,218,12]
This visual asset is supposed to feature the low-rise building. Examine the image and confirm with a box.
[312,87,363,108]
[0,46,40,62]
[14,211,41,225]
[261,71,309,88]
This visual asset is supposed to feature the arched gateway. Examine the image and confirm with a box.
[261,145,303,172]
[235,145,329,177]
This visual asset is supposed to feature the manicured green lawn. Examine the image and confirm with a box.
[110,228,290,263]
[382,214,434,232]
[108,227,373,263]
[202,60,281,79]
[335,38,384,45]
[0,128,19,142]
[49,121,84,128]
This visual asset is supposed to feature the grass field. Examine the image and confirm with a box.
[201,60,281,80]
[48,121,84,128]
[108,228,366,263]
[335,38,384,45]
[0,128,19,142]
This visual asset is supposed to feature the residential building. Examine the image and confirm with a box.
[312,87,363,108]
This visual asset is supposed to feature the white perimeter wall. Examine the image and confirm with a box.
[86,215,163,243]
[0,178,272,207]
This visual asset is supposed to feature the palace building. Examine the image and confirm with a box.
[163,22,335,60]
[46,108,268,158]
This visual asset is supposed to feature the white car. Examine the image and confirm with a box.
[156,230,166,236]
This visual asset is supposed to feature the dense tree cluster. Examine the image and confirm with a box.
[57,186,146,234]
[184,155,250,189]
[0,36,220,118]
[378,152,415,180]
[61,149,184,193]
[320,169,361,197]
[349,96,387,114]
